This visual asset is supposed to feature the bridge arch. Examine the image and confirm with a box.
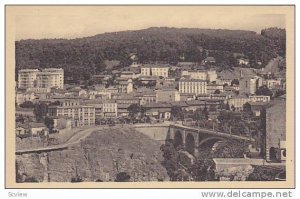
[198,137,227,149]
[174,130,183,149]
[185,133,195,155]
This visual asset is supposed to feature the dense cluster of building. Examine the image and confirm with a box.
[15,53,287,163]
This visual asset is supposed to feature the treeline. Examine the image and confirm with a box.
[15,27,286,81]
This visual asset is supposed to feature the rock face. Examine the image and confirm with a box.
[16,127,169,182]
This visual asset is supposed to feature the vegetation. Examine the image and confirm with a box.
[16,27,285,82]
[19,101,35,108]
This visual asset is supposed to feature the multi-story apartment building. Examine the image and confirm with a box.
[179,79,207,94]
[18,69,40,89]
[140,65,169,77]
[36,68,64,89]
[102,100,118,118]
[18,68,64,89]
[48,99,95,127]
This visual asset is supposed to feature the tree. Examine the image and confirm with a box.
[224,102,230,111]
[243,102,252,113]
[44,117,54,132]
[19,101,35,108]
[231,79,239,85]
[202,106,209,120]
[255,85,273,97]
[127,104,145,120]
[33,102,48,122]
[115,172,131,182]
[231,105,236,112]
[214,89,221,94]
[171,106,184,121]
[160,141,180,181]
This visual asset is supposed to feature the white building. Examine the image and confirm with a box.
[102,100,118,118]
[18,68,64,89]
[18,69,40,89]
[179,79,207,94]
[140,65,169,77]
[249,95,270,103]
[265,79,281,89]
[48,99,95,127]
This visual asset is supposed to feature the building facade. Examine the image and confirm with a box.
[48,99,95,127]
[239,76,263,95]
[265,97,286,162]
[140,65,169,77]
[18,69,40,89]
[156,89,180,102]
[179,79,207,94]
[18,68,64,89]
[102,100,118,118]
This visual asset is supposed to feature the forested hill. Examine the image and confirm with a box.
[15,27,286,81]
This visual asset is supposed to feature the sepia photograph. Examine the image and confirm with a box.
[5,5,295,188]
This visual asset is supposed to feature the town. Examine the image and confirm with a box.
[14,27,287,182]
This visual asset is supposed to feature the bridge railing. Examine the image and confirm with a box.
[177,122,254,141]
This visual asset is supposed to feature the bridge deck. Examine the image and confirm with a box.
[171,124,254,142]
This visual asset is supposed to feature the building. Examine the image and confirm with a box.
[48,99,95,127]
[180,93,196,101]
[140,65,169,77]
[16,91,36,105]
[179,79,207,94]
[117,79,133,94]
[238,58,250,66]
[181,70,208,81]
[265,79,281,89]
[207,83,224,94]
[26,87,51,93]
[203,57,216,64]
[239,76,263,95]
[144,102,172,120]
[16,122,48,137]
[249,95,270,103]
[120,71,139,79]
[227,94,250,111]
[102,100,118,118]
[38,68,64,88]
[18,68,64,89]
[265,97,286,162]
[18,69,40,88]
[156,89,180,102]
[135,90,156,105]
[207,70,218,82]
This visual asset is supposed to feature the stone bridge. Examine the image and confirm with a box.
[167,124,254,155]
[134,123,254,156]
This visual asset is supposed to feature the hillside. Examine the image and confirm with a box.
[16,127,169,182]
[15,27,286,81]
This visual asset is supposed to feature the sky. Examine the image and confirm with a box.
[10,6,288,40]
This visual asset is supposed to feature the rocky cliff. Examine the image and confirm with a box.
[16,127,169,182]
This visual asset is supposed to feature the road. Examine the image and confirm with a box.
[16,125,117,154]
